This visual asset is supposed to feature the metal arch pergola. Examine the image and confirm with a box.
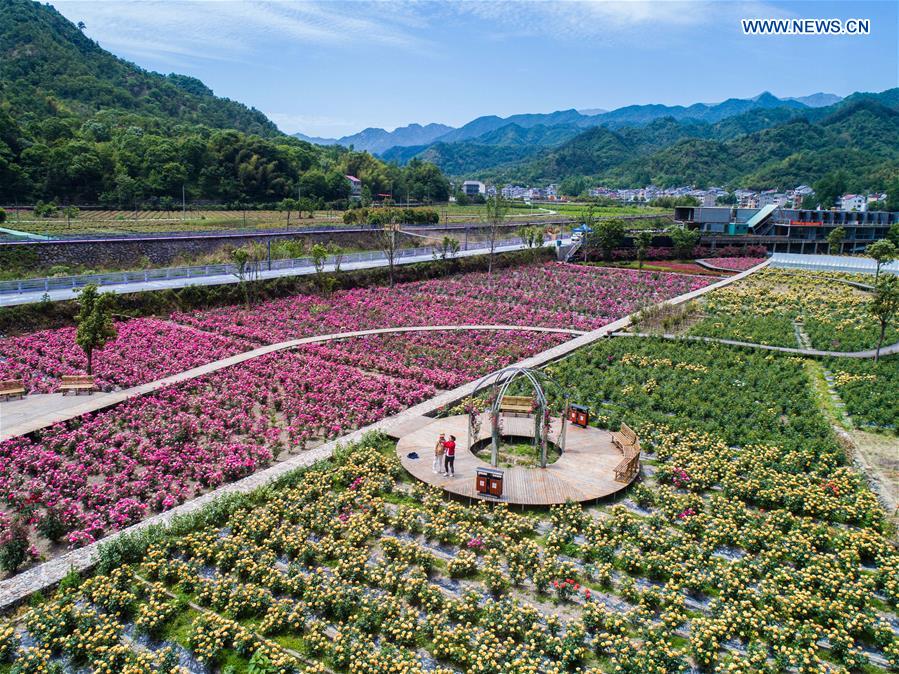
[467,366,571,469]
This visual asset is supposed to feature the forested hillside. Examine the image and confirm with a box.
[0,0,449,206]
[467,94,899,191]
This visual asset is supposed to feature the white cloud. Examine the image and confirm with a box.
[445,0,792,41]
[53,0,429,64]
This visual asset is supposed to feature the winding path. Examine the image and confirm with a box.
[0,325,585,441]
[613,331,899,359]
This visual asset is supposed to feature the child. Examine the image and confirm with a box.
[443,435,456,477]
[433,433,446,473]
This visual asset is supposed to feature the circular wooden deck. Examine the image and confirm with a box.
[396,414,637,505]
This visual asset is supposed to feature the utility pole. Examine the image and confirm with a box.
[181,184,186,222]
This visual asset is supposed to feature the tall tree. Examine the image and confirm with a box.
[865,239,897,280]
[813,171,848,209]
[588,219,626,261]
[667,225,700,258]
[376,215,400,288]
[74,284,116,376]
[484,192,509,283]
[635,230,654,270]
[869,276,899,363]
[827,226,846,254]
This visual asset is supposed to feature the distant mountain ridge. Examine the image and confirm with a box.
[293,122,452,154]
[296,92,843,154]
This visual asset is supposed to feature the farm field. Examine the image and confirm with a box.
[0,263,709,571]
[686,268,899,351]
[0,263,709,392]
[0,258,896,674]
[0,333,895,673]
[0,204,667,238]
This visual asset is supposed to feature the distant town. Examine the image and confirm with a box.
[453,179,889,213]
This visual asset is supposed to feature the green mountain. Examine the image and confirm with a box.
[0,0,277,136]
[603,99,899,189]
[0,0,449,205]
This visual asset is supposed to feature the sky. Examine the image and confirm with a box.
[53,0,898,138]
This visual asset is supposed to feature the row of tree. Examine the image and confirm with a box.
[0,108,451,209]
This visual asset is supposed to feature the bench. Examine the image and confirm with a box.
[59,375,96,395]
[614,451,641,483]
[0,379,25,401]
[499,395,534,415]
[611,422,638,451]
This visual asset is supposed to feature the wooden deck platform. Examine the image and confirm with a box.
[396,415,637,505]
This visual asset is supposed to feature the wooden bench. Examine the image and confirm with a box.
[611,422,638,451]
[614,450,641,483]
[0,379,25,401]
[59,375,96,395]
[499,395,534,415]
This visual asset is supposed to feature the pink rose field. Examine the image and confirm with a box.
[0,263,712,567]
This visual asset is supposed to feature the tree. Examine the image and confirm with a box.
[279,198,298,227]
[827,226,846,254]
[433,236,460,262]
[75,284,116,376]
[885,177,899,213]
[635,230,654,270]
[588,219,626,261]
[869,276,899,363]
[77,20,86,30]
[376,217,400,288]
[559,176,588,197]
[667,225,700,259]
[484,192,509,283]
[230,247,261,305]
[328,243,345,273]
[518,225,543,249]
[812,171,848,209]
[62,205,79,228]
[801,193,818,210]
[887,223,899,247]
[0,208,5,224]
[310,243,336,295]
[865,239,897,280]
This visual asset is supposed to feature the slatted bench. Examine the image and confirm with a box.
[614,451,641,483]
[499,395,534,415]
[59,375,96,395]
[611,422,638,451]
[0,379,25,401]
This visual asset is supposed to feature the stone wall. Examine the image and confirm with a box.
[3,229,412,268]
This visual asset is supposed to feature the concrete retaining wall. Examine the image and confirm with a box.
[3,230,416,268]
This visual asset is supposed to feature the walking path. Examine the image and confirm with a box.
[613,331,899,359]
[0,325,585,442]
[0,258,766,609]
[0,238,567,307]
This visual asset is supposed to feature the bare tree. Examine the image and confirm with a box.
[377,216,400,287]
[484,191,509,283]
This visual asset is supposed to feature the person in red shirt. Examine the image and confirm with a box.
[443,435,456,477]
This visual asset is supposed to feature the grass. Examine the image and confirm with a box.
[161,606,201,647]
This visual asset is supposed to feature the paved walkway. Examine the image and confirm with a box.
[0,258,766,608]
[614,331,899,359]
[0,238,567,308]
[0,325,585,441]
